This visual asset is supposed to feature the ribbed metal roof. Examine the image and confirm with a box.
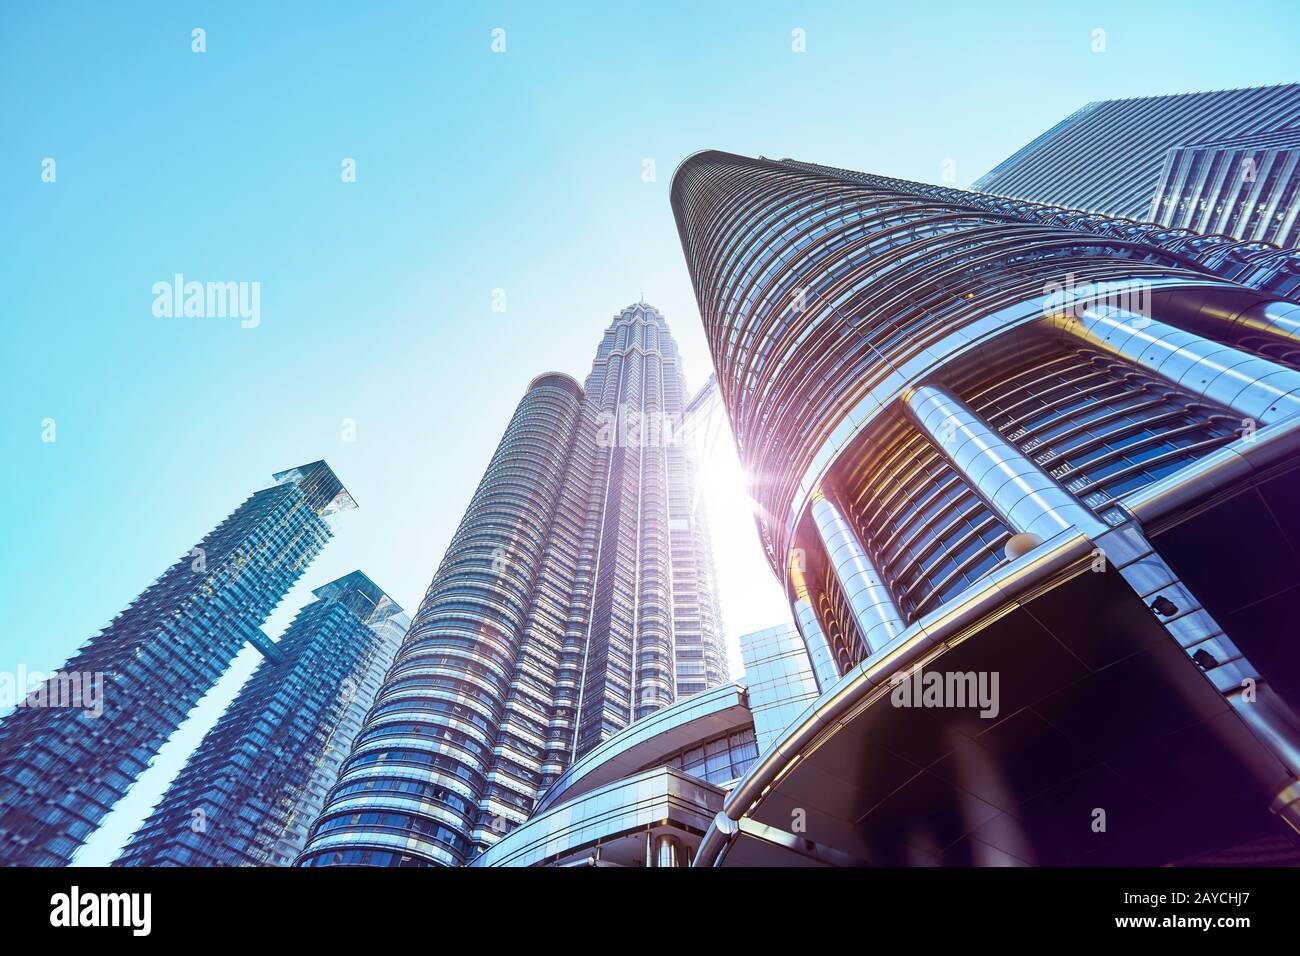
[973,85,1300,219]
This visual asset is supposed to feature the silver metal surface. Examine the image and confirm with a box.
[1162,288,1300,348]
[788,550,841,690]
[1049,304,1300,424]
[809,489,907,655]
[1240,300,1300,345]
[793,598,839,693]
[904,384,1108,540]
[1123,403,1300,524]
[470,766,721,868]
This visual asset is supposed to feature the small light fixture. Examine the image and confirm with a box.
[1004,532,1043,560]
[1150,595,1179,617]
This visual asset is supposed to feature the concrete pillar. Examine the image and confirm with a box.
[652,833,684,868]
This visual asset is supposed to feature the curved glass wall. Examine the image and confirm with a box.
[842,417,1012,623]
[653,727,759,787]
[671,150,1284,677]
[675,146,1300,869]
[671,151,1230,578]
[950,336,1243,525]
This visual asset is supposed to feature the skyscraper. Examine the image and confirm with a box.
[973,85,1300,244]
[297,304,727,867]
[114,571,407,867]
[0,461,354,867]
[672,151,1300,865]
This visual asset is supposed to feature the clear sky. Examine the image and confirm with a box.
[2,0,1295,866]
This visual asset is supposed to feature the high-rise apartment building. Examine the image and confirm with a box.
[114,571,407,867]
[0,461,354,866]
[297,304,727,867]
[672,150,1300,865]
[973,85,1300,245]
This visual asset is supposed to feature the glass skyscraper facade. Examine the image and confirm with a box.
[297,304,727,867]
[114,571,407,867]
[973,85,1300,244]
[737,623,820,754]
[672,150,1300,865]
[0,461,354,867]
[462,626,821,868]
[671,151,1261,633]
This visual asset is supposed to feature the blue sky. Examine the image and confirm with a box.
[1,0,1295,865]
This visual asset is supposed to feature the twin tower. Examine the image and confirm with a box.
[0,304,726,868]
